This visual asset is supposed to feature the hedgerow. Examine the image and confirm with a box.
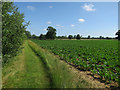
[2,2,29,63]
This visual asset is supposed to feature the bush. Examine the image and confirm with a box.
[68,35,73,39]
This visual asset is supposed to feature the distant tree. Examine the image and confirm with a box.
[76,34,81,40]
[56,36,67,39]
[62,36,67,39]
[106,37,112,39]
[74,35,77,39]
[39,34,46,40]
[116,30,120,40]
[32,34,38,39]
[25,31,31,38]
[99,36,102,39]
[87,35,90,39]
[99,36,104,39]
[39,34,43,40]
[46,26,56,39]
[68,35,73,39]
[91,37,95,39]
[81,37,86,39]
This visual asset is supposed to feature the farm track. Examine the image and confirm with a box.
[2,40,116,88]
[2,41,51,88]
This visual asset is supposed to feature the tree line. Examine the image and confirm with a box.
[25,27,119,40]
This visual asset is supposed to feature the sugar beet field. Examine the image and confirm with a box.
[32,40,120,85]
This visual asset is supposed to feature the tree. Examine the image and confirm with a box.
[56,36,67,39]
[39,34,46,40]
[116,30,120,40]
[74,35,77,39]
[46,26,56,39]
[87,35,90,39]
[99,36,102,39]
[2,2,29,63]
[76,34,81,40]
[99,36,104,39]
[31,34,38,39]
[25,31,31,38]
[106,37,111,39]
[68,35,73,39]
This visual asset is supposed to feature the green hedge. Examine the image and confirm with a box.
[2,2,29,64]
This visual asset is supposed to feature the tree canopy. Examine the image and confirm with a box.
[46,26,56,40]
[87,35,90,39]
[76,34,81,40]
[68,35,73,39]
[39,34,46,40]
[31,34,38,39]
[25,31,31,39]
[116,30,120,40]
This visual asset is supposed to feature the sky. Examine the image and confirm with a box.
[14,2,118,37]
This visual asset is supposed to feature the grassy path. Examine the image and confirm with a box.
[2,41,51,88]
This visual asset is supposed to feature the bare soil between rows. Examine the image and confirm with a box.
[49,52,119,88]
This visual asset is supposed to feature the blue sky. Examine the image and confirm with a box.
[14,2,118,37]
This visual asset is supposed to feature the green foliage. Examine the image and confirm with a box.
[99,36,104,39]
[39,34,46,40]
[46,26,56,40]
[68,35,73,39]
[0,2,1,56]
[56,36,67,39]
[87,35,90,39]
[76,34,81,40]
[25,31,31,39]
[31,34,38,39]
[2,2,29,63]
[73,35,77,39]
[32,40,119,86]
[116,30,120,40]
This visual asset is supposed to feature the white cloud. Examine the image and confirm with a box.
[43,28,47,31]
[56,25,60,27]
[27,6,35,11]
[49,6,53,8]
[47,21,52,24]
[71,24,75,27]
[78,19,85,22]
[56,24,64,28]
[81,3,96,11]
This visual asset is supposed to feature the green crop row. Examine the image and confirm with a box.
[32,40,120,85]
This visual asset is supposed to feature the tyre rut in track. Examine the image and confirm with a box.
[28,44,54,88]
